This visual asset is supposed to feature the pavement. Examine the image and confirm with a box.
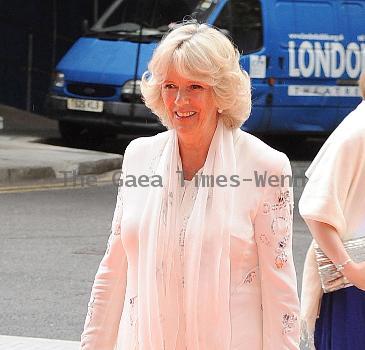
[0,105,122,348]
[0,104,123,188]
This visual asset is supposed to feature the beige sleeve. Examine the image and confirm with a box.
[299,138,356,236]
[254,156,300,349]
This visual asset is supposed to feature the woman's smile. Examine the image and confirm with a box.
[175,111,196,118]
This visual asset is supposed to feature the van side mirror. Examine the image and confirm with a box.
[82,19,89,34]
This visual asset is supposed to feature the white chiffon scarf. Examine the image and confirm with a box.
[136,119,236,349]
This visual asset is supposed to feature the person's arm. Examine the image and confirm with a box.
[254,156,300,349]
[305,219,365,291]
[80,175,128,349]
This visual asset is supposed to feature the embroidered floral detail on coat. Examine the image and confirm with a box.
[262,190,291,214]
[179,216,188,248]
[244,271,257,284]
[275,235,290,269]
[275,251,288,269]
[260,233,271,246]
[282,313,298,334]
[271,216,289,236]
[129,296,138,327]
[168,191,174,207]
[262,202,271,214]
[277,190,290,206]
[278,235,289,249]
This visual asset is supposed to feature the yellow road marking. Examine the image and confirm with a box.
[0,179,115,194]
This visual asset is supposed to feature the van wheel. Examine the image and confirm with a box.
[58,121,106,145]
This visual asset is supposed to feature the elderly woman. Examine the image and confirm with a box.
[81,22,300,349]
[300,71,365,350]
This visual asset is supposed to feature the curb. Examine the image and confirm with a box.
[0,166,56,183]
[0,134,124,184]
[0,157,123,184]
[0,335,80,350]
[78,157,123,175]
[0,103,125,184]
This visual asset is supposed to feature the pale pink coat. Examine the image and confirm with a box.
[80,128,300,349]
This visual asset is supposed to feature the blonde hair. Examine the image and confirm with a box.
[140,22,251,129]
[359,71,365,99]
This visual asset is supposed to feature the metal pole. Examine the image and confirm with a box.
[26,33,33,112]
[130,23,143,118]
[94,0,99,24]
[51,0,57,70]
[130,0,148,118]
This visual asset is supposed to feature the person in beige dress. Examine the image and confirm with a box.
[300,71,365,349]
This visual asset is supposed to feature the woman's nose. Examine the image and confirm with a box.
[174,89,189,105]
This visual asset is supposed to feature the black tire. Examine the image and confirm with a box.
[58,121,107,146]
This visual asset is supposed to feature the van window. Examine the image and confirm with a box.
[192,0,219,22]
[93,0,216,34]
[214,0,263,54]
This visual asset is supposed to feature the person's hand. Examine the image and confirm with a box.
[342,261,365,291]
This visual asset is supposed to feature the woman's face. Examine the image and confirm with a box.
[161,68,218,140]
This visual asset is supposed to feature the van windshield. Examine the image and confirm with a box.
[214,0,263,54]
[92,0,217,36]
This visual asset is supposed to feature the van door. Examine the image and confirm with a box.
[212,0,269,133]
[268,0,341,133]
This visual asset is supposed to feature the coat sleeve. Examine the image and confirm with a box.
[254,155,300,349]
[299,136,359,236]
[80,166,128,349]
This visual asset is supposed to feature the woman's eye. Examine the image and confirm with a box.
[191,84,203,90]
[163,83,176,89]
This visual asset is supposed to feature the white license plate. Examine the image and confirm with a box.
[67,98,103,112]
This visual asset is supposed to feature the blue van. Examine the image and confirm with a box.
[45,0,365,142]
